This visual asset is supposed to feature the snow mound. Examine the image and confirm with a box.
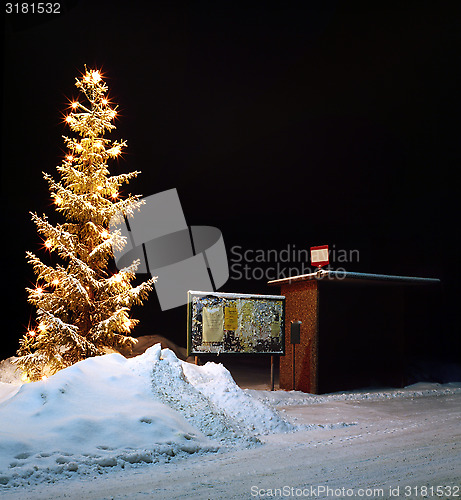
[0,357,22,385]
[247,381,461,407]
[0,345,293,488]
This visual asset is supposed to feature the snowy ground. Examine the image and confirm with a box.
[1,346,460,499]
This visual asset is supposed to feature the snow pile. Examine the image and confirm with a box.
[0,357,22,385]
[182,359,291,435]
[0,345,293,488]
[248,381,461,407]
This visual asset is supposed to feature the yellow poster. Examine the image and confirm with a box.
[202,307,224,342]
[224,306,238,330]
[271,321,281,337]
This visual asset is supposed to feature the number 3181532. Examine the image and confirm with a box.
[6,3,61,14]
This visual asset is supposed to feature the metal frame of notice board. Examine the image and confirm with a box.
[187,290,286,390]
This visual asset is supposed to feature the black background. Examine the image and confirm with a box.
[2,1,460,376]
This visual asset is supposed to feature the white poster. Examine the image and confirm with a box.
[202,306,224,343]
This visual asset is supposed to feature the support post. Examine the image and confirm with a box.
[270,355,275,391]
[290,320,301,391]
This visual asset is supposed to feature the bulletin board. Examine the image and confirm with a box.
[187,291,285,356]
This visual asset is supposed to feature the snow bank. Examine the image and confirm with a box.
[247,381,461,407]
[0,357,22,385]
[0,345,293,488]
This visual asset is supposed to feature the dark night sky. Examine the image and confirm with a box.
[2,1,460,362]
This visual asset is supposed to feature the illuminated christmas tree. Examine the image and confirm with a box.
[15,67,156,381]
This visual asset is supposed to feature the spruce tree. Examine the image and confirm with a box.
[15,67,155,381]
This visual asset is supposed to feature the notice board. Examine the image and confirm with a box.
[187,291,285,355]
